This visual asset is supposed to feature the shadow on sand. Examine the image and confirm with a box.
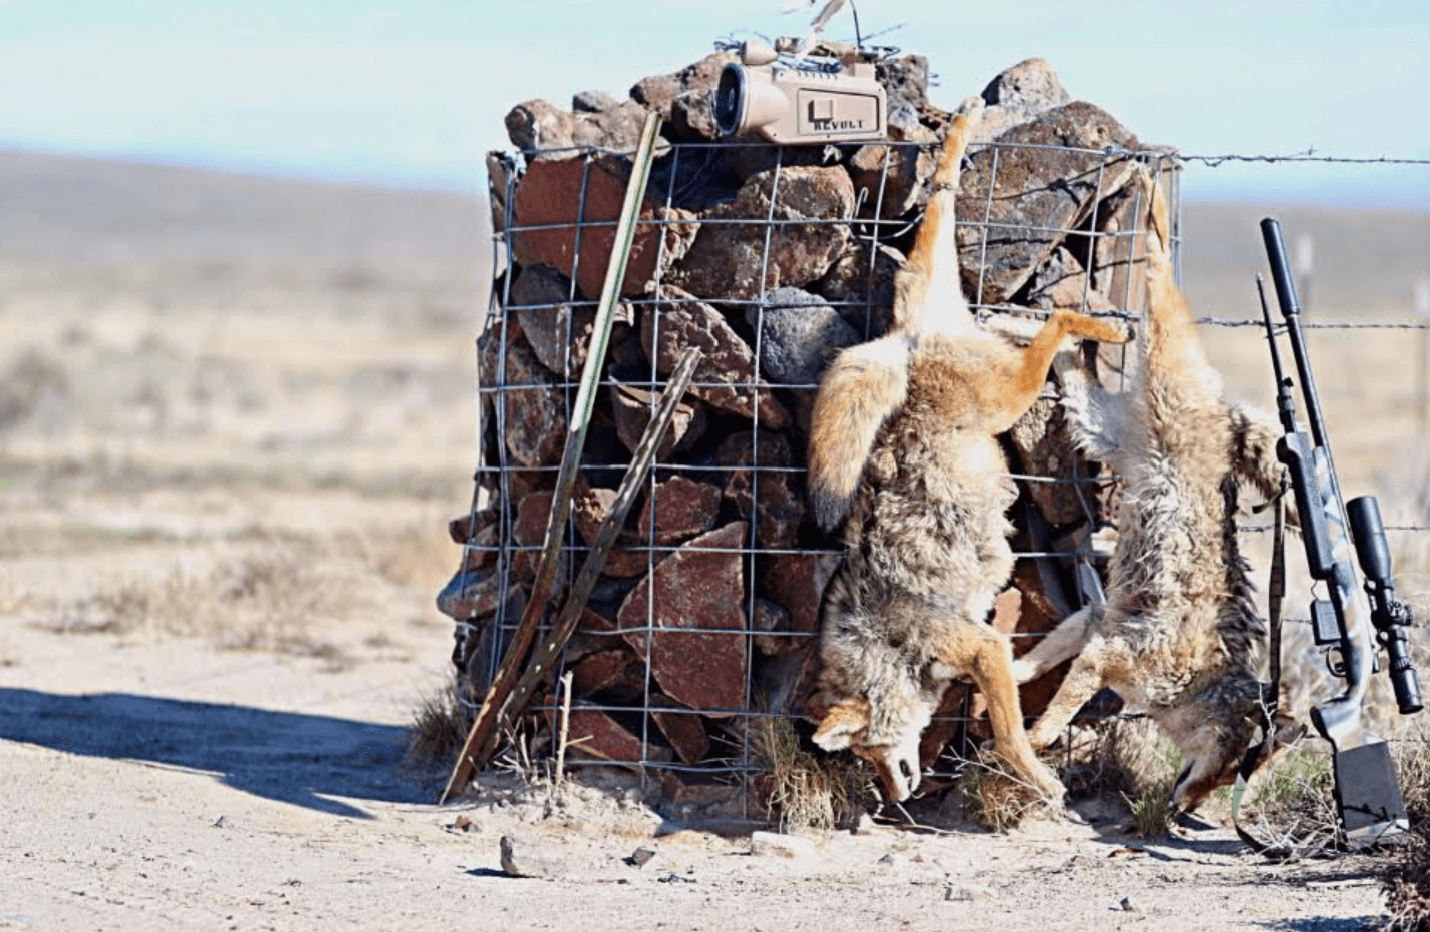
[0,687,441,818]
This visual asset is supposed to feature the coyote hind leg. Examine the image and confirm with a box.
[949,626,1065,801]
[1012,606,1100,685]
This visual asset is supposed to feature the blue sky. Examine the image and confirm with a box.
[1,0,1427,205]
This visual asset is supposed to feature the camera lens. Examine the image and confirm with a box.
[715,64,746,136]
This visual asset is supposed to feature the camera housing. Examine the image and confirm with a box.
[714,39,887,145]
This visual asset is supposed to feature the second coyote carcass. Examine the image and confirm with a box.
[806,100,1128,802]
[1012,172,1303,812]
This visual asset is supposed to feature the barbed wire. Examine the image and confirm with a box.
[1173,150,1430,168]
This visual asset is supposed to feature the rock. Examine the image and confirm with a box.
[478,325,567,468]
[752,598,794,656]
[651,701,710,765]
[569,648,641,696]
[1007,393,1104,527]
[505,99,576,153]
[945,882,995,902]
[668,89,720,142]
[640,285,791,428]
[1119,896,1138,912]
[617,523,748,712]
[749,831,815,859]
[818,241,905,339]
[744,286,861,387]
[851,813,877,835]
[719,432,806,549]
[608,378,707,460]
[636,476,722,546]
[571,99,650,154]
[956,102,1140,304]
[506,98,651,157]
[512,491,562,580]
[436,566,516,620]
[759,553,840,653]
[1024,247,1118,314]
[875,55,931,120]
[630,52,737,120]
[570,482,649,578]
[847,118,940,220]
[671,166,855,301]
[973,58,1072,145]
[499,835,566,879]
[624,846,657,868]
[512,155,698,300]
[510,264,593,377]
[572,89,622,113]
[714,430,793,470]
[545,707,662,763]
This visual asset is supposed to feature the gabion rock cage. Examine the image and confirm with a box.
[438,53,1182,818]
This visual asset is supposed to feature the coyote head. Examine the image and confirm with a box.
[1163,675,1307,813]
[811,696,930,802]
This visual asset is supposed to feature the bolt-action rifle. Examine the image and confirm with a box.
[1258,217,1423,847]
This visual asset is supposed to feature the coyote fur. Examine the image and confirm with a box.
[806,99,1128,803]
[1012,171,1303,813]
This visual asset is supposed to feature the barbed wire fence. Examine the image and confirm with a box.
[447,135,1430,820]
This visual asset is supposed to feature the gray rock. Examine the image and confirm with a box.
[572,89,622,113]
[955,101,1141,304]
[973,58,1072,145]
[640,285,791,428]
[745,286,861,387]
[510,264,592,377]
[671,166,855,301]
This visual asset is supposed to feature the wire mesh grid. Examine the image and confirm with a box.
[447,129,1424,817]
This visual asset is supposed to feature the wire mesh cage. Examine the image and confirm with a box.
[439,107,1184,818]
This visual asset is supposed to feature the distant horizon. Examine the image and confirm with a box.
[5,141,1428,213]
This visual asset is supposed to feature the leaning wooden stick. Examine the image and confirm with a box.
[439,112,664,804]
[451,346,702,788]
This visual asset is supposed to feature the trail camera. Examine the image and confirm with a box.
[714,38,887,144]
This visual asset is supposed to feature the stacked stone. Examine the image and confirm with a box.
[439,52,1178,791]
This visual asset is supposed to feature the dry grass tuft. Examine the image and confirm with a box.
[407,676,472,765]
[958,756,1053,833]
[750,716,872,833]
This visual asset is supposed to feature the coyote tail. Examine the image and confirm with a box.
[807,334,910,531]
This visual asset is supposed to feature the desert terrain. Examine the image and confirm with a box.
[1,149,1427,931]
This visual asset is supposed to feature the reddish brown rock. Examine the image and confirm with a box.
[956,102,1140,304]
[512,156,698,300]
[636,476,722,546]
[617,523,748,712]
[506,97,650,157]
[726,464,805,550]
[569,648,641,696]
[544,707,660,764]
[759,553,840,650]
[918,683,968,769]
[640,286,791,428]
[609,378,707,460]
[513,491,558,579]
[847,118,940,220]
[671,166,855,301]
[564,606,621,658]
[436,566,520,621]
[570,482,650,578]
[651,702,710,765]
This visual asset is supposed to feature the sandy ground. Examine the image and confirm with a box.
[0,622,1396,932]
[1,151,1425,931]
